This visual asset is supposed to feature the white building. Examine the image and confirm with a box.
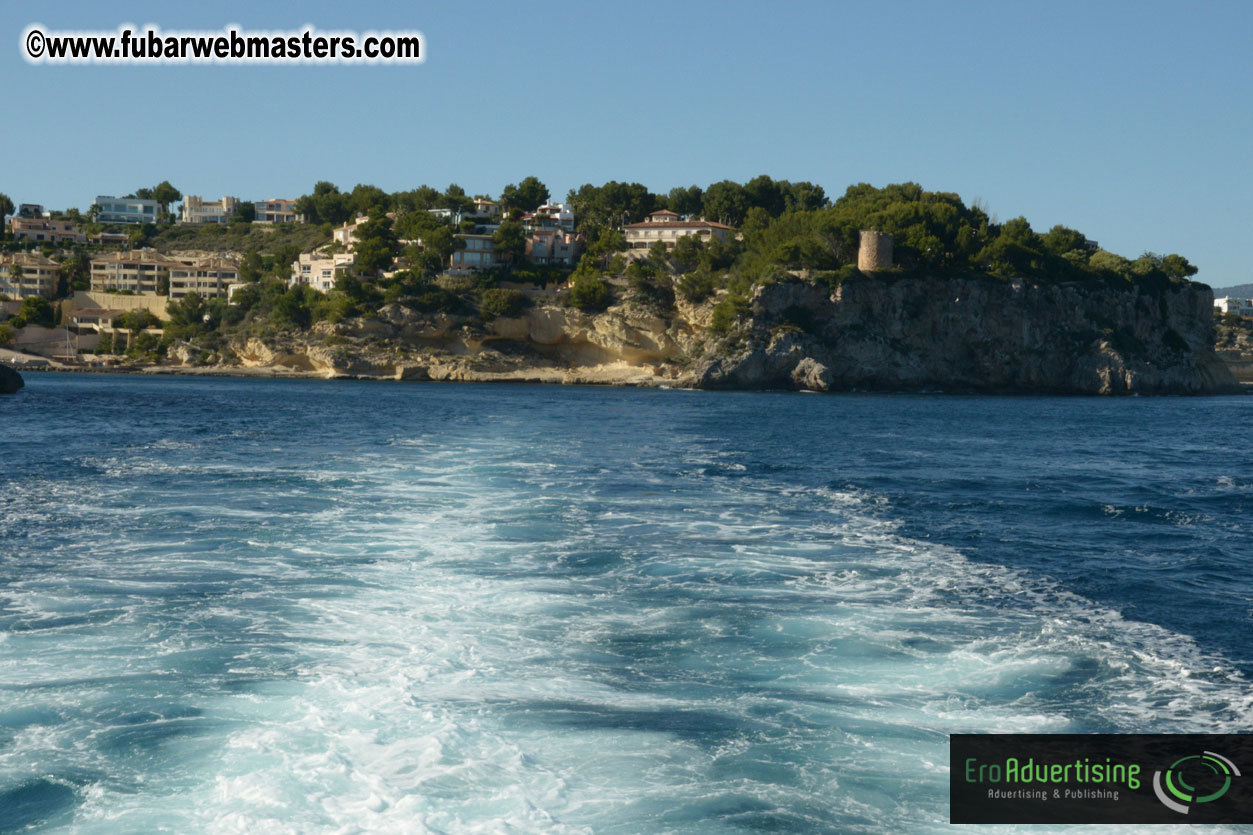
[473,199,502,219]
[623,210,733,253]
[1215,297,1253,317]
[524,203,575,234]
[291,251,356,293]
[95,195,160,225]
[227,282,253,301]
[332,217,368,249]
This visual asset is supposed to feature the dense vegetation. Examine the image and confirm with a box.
[149,221,330,255]
[563,180,1202,332]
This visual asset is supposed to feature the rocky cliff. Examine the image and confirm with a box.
[694,275,1239,395]
[166,274,1238,395]
[172,299,704,387]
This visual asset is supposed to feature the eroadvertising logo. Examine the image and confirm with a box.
[1153,751,1241,815]
[950,734,1253,824]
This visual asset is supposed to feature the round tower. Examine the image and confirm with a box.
[857,230,893,272]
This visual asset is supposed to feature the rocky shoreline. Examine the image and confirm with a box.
[10,274,1244,395]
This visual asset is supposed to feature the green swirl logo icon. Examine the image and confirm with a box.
[1153,752,1241,815]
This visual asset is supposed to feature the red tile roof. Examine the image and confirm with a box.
[623,219,733,231]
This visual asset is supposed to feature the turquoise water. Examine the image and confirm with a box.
[1,373,1250,833]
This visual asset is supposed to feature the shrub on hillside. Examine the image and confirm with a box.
[479,288,529,319]
[565,275,612,312]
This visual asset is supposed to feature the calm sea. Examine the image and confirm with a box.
[1,373,1249,833]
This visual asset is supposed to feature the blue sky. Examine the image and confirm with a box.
[5,1,1251,287]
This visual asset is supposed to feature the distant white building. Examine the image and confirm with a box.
[523,203,575,234]
[473,199,502,219]
[95,195,160,225]
[332,217,368,249]
[623,210,733,253]
[427,208,474,226]
[1215,297,1253,317]
[332,214,396,249]
[291,251,356,293]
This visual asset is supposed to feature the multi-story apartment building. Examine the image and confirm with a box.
[9,217,86,245]
[89,250,181,293]
[168,258,241,299]
[450,235,499,271]
[0,252,61,299]
[526,229,583,266]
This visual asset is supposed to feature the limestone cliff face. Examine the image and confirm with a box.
[173,274,1237,394]
[694,275,1238,395]
[190,298,700,386]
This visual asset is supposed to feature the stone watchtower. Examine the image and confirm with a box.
[857,230,893,272]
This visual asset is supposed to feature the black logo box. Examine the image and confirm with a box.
[951,734,1253,824]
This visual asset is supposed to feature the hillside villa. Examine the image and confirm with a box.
[180,195,241,225]
[291,251,356,293]
[525,229,582,266]
[253,198,302,224]
[523,203,575,234]
[94,195,160,225]
[623,210,733,253]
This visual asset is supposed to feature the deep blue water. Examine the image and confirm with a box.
[0,372,1249,833]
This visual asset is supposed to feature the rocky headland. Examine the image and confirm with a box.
[150,273,1238,395]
